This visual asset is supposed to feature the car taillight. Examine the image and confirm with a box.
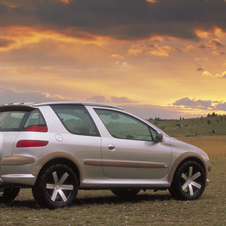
[25,126,48,132]
[16,140,49,148]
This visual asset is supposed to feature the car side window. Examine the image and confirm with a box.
[0,111,27,131]
[95,109,156,141]
[22,109,47,132]
[51,105,99,136]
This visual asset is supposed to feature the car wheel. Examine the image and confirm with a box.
[0,186,20,203]
[169,161,206,200]
[111,189,140,197]
[32,164,78,209]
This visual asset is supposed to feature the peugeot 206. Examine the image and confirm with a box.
[0,102,212,209]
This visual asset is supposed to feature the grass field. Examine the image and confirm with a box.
[0,118,226,225]
[149,115,226,137]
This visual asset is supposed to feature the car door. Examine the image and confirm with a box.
[50,105,102,179]
[94,108,172,180]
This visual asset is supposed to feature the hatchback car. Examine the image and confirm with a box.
[0,101,211,209]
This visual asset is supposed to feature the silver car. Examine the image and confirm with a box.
[0,101,212,209]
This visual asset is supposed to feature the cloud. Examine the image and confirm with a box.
[87,95,138,104]
[209,39,224,47]
[195,57,208,61]
[60,0,70,3]
[0,88,64,104]
[111,96,137,104]
[172,97,226,114]
[215,71,226,78]
[1,0,226,41]
[202,71,213,77]
[211,51,220,55]
[184,38,224,52]
[216,102,226,111]
[0,38,14,48]
[202,71,226,78]
[211,51,225,55]
[172,97,215,109]
[146,46,172,57]
[120,104,192,119]
[127,48,143,56]
[111,54,124,59]
[87,95,106,102]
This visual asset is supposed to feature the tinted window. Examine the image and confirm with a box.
[0,111,27,131]
[51,105,99,136]
[95,109,157,141]
[22,109,47,131]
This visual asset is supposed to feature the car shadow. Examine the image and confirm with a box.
[0,200,39,209]
[0,193,172,209]
[75,193,172,206]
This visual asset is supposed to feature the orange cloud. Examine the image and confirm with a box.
[202,71,226,78]
[183,38,223,52]
[111,54,124,59]
[127,48,143,56]
[183,44,206,52]
[195,27,225,40]
[209,38,224,48]
[149,36,163,42]
[195,57,208,61]
[211,51,220,55]
[146,46,172,57]
[215,71,226,78]
[195,30,210,39]
[0,26,108,52]
[60,0,70,3]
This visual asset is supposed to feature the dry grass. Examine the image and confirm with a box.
[0,136,225,225]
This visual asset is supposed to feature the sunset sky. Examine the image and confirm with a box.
[1,0,226,119]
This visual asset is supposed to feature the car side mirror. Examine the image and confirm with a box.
[155,133,163,142]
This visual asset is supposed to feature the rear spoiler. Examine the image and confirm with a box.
[0,105,35,113]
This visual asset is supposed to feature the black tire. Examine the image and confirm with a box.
[0,186,20,203]
[32,164,78,209]
[169,161,206,200]
[111,189,140,197]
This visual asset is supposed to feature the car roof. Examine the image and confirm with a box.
[0,101,123,110]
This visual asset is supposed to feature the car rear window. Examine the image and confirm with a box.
[51,105,100,136]
[0,111,27,131]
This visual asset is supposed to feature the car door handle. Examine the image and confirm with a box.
[108,144,116,151]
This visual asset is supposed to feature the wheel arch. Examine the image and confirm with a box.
[32,152,83,185]
[168,152,207,183]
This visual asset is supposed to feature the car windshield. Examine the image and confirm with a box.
[0,111,27,131]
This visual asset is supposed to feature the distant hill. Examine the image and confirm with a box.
[148,115,226,137]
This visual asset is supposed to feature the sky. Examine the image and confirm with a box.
[1,0,226,119]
